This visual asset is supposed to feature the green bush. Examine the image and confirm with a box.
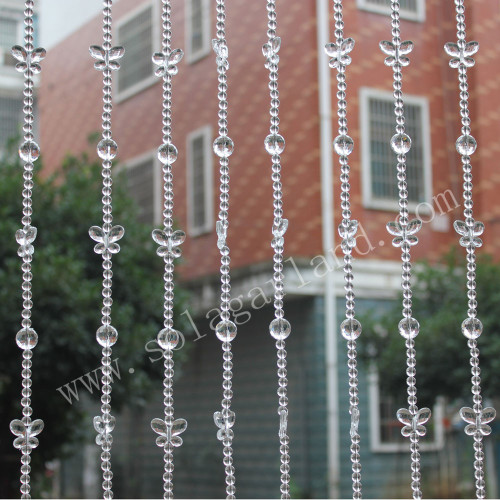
[0,151,188,497]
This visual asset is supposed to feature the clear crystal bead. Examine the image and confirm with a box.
[264,134,285,155]
[16,327,38,349]
[97,139,118,160]
[19,141,40,163]
[158,144,178,164]
[390,133,411,154]
[96,325,118,347]
[215,320,237,342]
[398,317,420,339]
[333,135,354,156]
[340,318,362,341]
[462,317,483,339]
[157,328,180,350]
[213,136,234,158]
[456,134,477,156]
[269,318,291,340]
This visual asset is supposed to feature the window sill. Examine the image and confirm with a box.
[371,441,444,453]
[115,74,157,104]
[363,199,433,215]
[185,48,211,65]
[188,225,212,238]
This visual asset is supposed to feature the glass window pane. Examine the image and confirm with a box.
[0,96,22,148]
[191,135,206,230]
[118,8,153,93]
[369,97,425,203]
[126,159,155,224]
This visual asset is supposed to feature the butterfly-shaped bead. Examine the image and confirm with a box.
[325,37,355,69]
[350,407,360,439]
[11,45,46,74]
[454,220,484,249]
[278,408,288,439]
[89,45,125,71]
[338,220,358,252]
[89,225,124,255]
[10,418,44,452]
[444,41,479,69]
[152,229,185,258]
[93,415,116,446]
[397,407,431,438]
[214,410,235,442]
[212,39,229,71]
[460,407,496,436]
[216,221,227,250]
[272,218,288,249]
[16,226,37,258]
[151,417,187,448]
[379,40,413,67]
[152,48,184,77]
[263,36,281,69]
[387,219,422,248]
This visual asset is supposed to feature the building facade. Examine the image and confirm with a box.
[39,0,499,497]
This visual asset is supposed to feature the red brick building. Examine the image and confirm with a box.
[39,0,500,498]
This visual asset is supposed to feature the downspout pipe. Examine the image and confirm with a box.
[316,0,340,498]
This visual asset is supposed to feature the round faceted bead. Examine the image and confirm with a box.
[157,328,180,350]
[269,318,291,340]
[19,141,40,162]
[264,133,285,155]
[390,133,411,154]
[215,320,237,342]
[462,317,483,340]
[456,134,477,156]
[398,317,420,339]
[96,325,118,347]
[97,139,118,160]
[213,136,234,158]
[333,134,354,156]
[158,144,178,164]
[16,327,38,349]
[340,318,362,341]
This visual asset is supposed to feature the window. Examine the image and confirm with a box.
[187,126,213,235]
[123,153,160,225]
[116,4,156,100]
[0,12,23,67]
[360,88,431,211]
[186,0,210,62]
[368,370,445,452]
[357,0,425,21]
[0,94,22,149]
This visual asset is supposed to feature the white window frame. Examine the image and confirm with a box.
[187,125,213,236]
[360,87,432,213]
[368,369,445,453]
[119,149,162,225]
[356,0,425,22]
[185,0,211,63]
[114,1,160,103]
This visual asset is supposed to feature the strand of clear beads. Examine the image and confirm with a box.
[386,3,425,499]
[326,1,362,498]
[161,5,175,496]
[263,3,291,499]
[10,2,45,498]
[212,2,236,498]
[151,1,186,498]
[447,2,491,497]
[93,2,120,498]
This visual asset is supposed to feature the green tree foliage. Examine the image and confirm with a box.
[0,152,188,497]
[359,251,500,409]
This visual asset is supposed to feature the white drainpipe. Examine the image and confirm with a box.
[316,0,340,498]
